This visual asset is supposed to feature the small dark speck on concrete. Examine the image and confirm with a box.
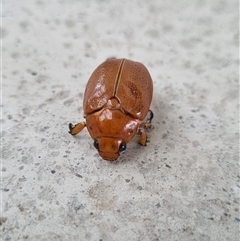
[155,203,161,208]
[0,217,7,225]
[166,164,171,168]
[137,186,143,190]
[125,179,130,183]
[31,72,38,76]
[90,212,93,215]
[191,109,198,113]
[162,133,168,139]
[18,204,24,212]
[4,188,10,192]
[235,217,240,222]
[51,170,56,174]
[75,204,85,212]
[75,173,83,178]
[179,115,183,119]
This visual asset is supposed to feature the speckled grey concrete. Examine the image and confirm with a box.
[2,1,239,240]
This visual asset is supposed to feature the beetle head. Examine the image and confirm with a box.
[93,137,127,161]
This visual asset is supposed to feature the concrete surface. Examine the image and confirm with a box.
[1,0,239,240]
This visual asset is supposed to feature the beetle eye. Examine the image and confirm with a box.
[93,139,99,150]
[119,141,127,152]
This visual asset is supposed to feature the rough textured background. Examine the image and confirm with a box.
[2,0,239,240]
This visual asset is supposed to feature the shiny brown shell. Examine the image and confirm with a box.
[83,58,153,120]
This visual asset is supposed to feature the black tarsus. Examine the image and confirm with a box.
[69,123,74,133]
[147,110,154,123]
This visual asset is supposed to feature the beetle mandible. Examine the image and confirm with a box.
[69,58,154,161]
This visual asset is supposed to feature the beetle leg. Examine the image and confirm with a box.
[139,122,152,129]
[147,110,154,123]
[138,110,154,145]
[139,109,154,128]
[138,130,148,146]
[69,122,86,135]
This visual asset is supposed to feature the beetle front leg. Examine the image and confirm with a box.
[138,130,148,146]
[69,122,86,135]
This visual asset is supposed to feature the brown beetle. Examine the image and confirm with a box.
[69,58,153,161]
